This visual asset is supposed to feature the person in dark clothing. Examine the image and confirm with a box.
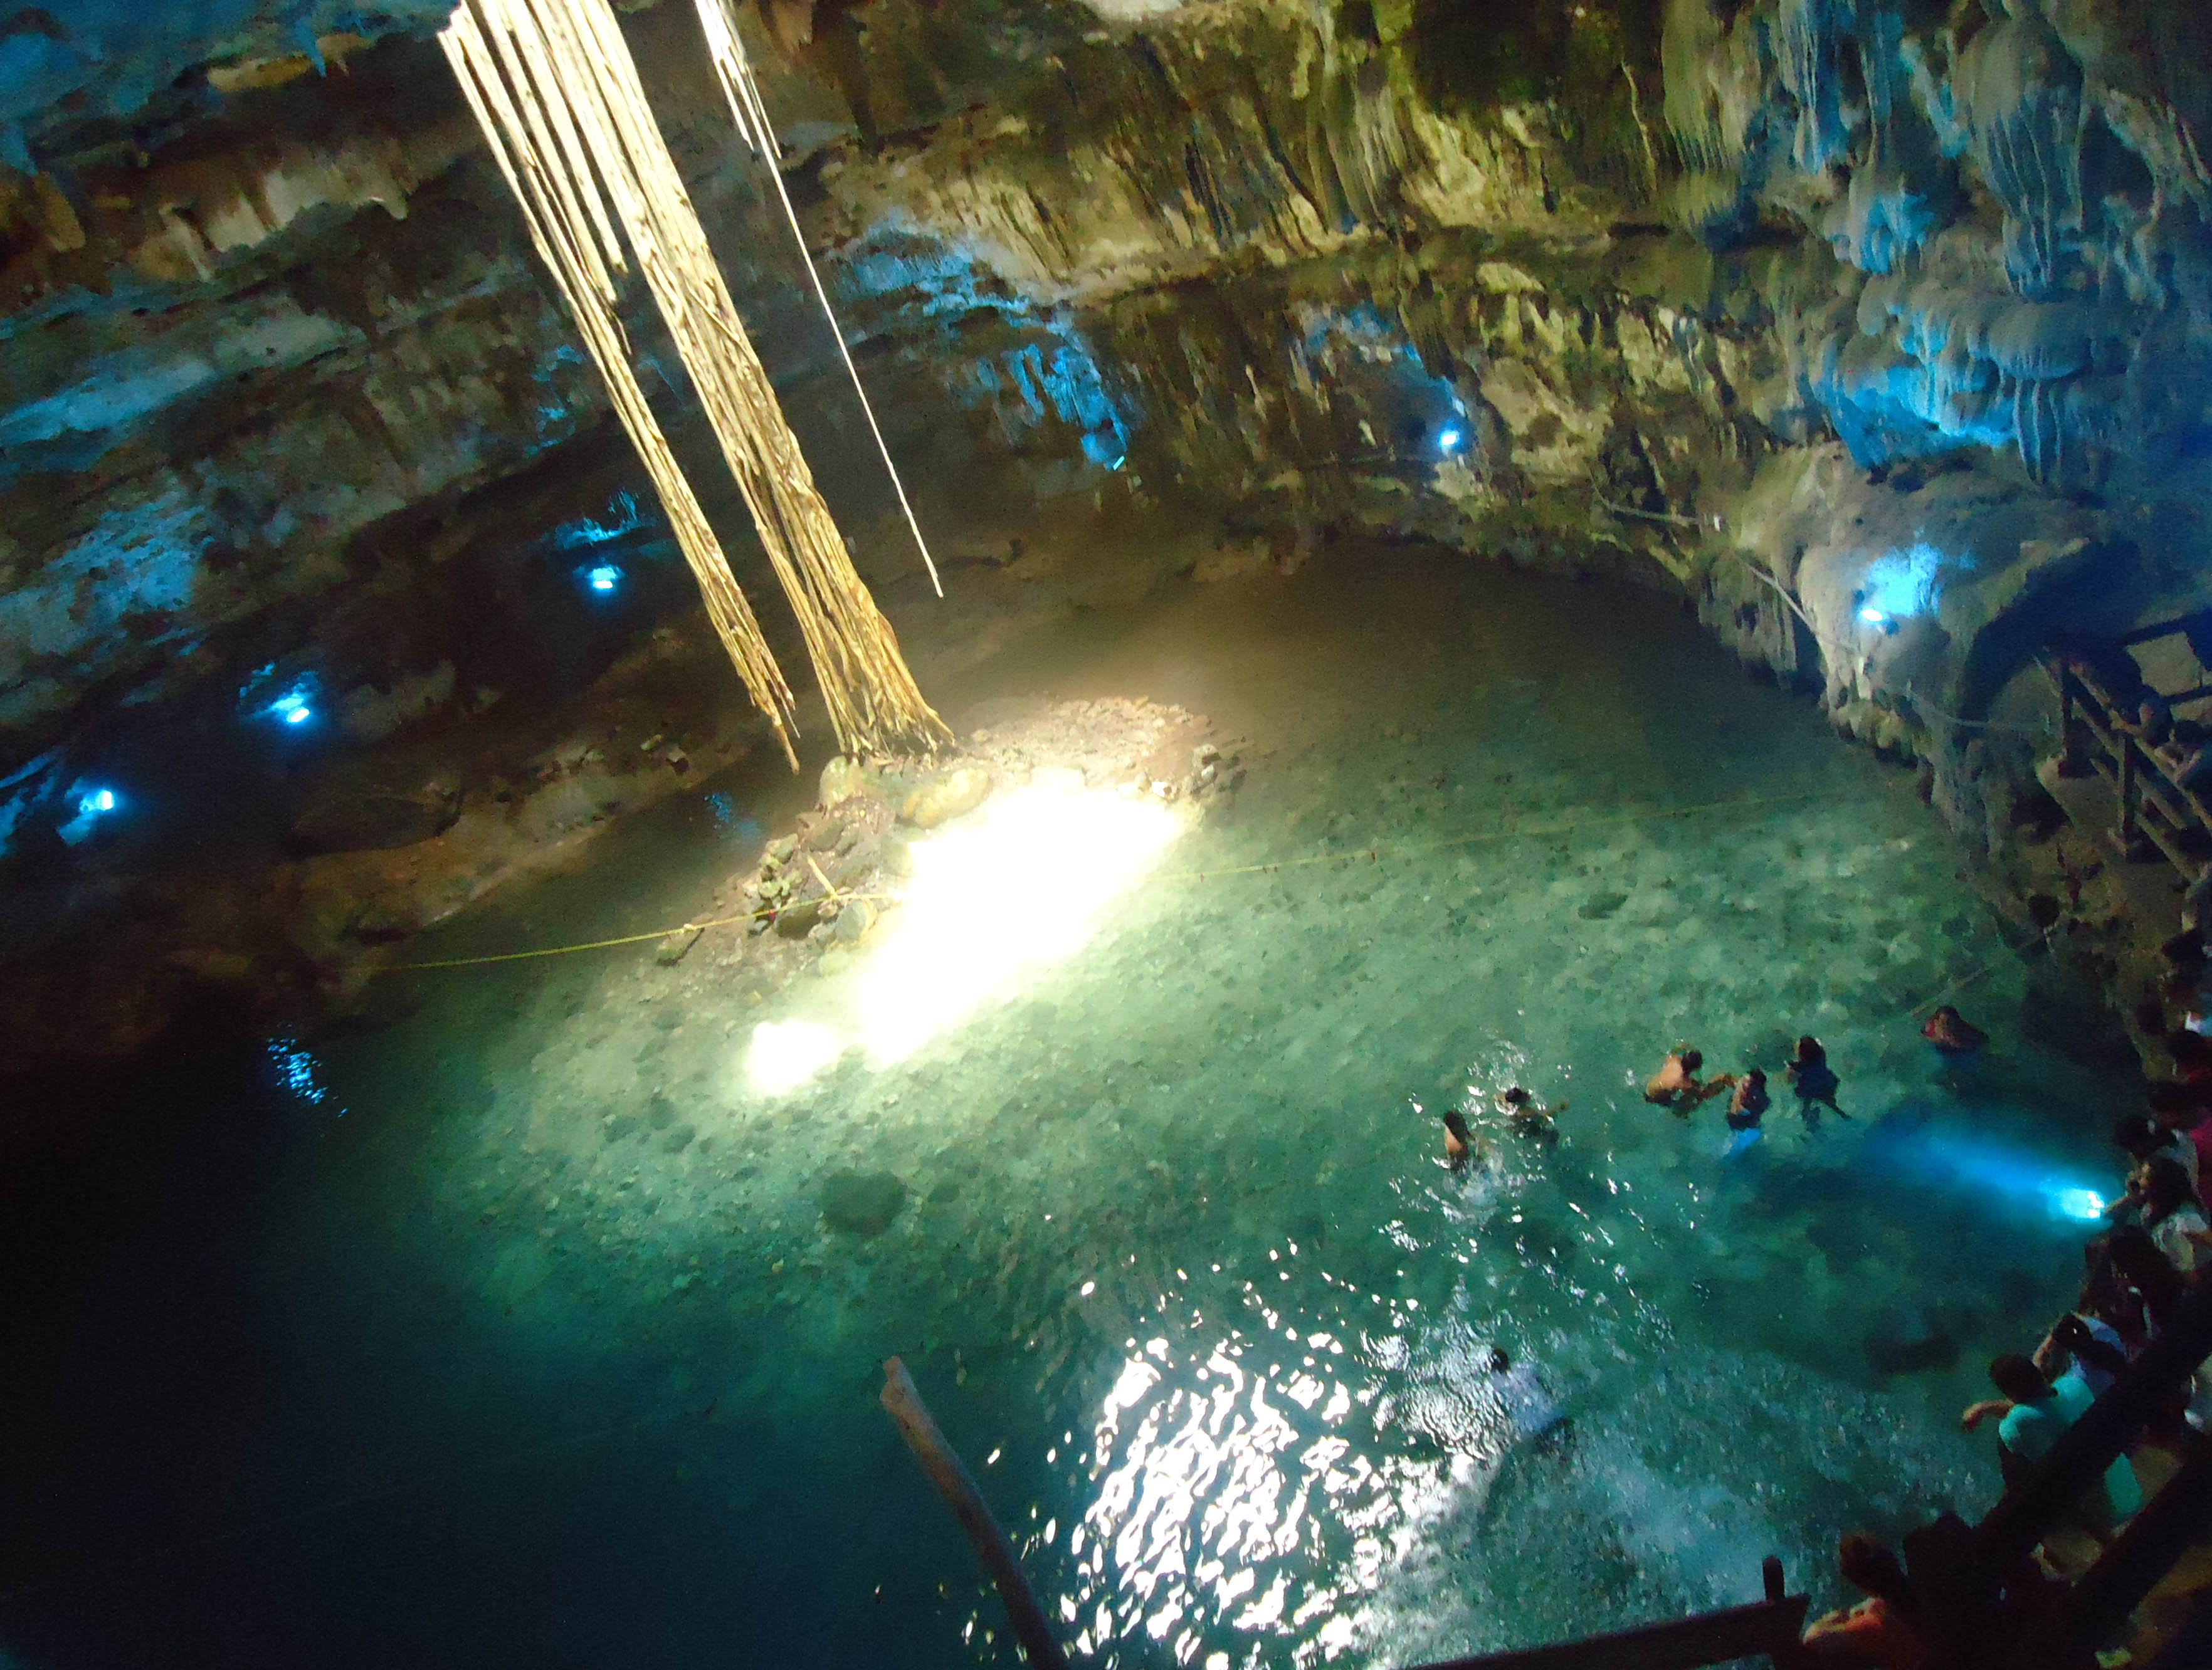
[1786,1036,1845,1118]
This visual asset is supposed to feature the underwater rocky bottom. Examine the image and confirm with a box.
[0,548,2134,1670]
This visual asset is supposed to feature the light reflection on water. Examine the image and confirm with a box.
[1041,1221,1604,1669]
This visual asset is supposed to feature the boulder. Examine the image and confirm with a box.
[820,1169,908,1236]
[290,771,462,854]
[899,764,991,829]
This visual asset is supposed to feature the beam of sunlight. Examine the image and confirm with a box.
[850,780,1184,1066]
[733,780,1185,1095]
[744,1019,844,1096]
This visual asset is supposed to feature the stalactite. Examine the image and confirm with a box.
[1962,14,2084,300]
[1776,0,1853,174]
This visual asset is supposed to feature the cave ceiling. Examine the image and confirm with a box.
[6,0,2212,838]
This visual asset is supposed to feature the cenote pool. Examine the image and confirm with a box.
[0,547,2134,1669]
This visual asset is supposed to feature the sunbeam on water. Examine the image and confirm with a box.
[739,780,1186,1093]
[854,779,1185,1064]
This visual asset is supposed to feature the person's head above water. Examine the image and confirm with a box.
[1442,1110,1471,1142]
[1794,1036,1825,1064]
[1988,1352,2051,1405]
[1487,1347,1511,1373]
[1501,1087,1530,1106]
[1836,1533,1916,1609]
[1678,1048,1703,1074]
[1743,1068,1766,1089]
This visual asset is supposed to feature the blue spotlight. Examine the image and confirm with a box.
[2049,1186,2107,1223]
[586,564,622,594]
[1859,606,1888,626]
[79,787,117,816]
[1437,426,1464,455]
[270,691,313,726]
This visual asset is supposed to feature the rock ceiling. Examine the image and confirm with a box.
[6,0,2212,1081]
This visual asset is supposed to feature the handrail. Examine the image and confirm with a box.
[1905,1276,2212,1670]
[2043,654,2212,889]
[1395,1592,1809,1670]
[1966,1274,2212,1583]
[2052,1451,2212,1661]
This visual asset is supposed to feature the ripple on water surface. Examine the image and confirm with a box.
[1,554,2124,1670]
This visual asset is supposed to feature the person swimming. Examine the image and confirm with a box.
[1485,1347,1566,1444]
[1786,1036,1845,1118]
[1500,1086,1566,1140]
[1441,1110,1473,1172]
[1922,1005,1988,1053]
[1645,1048,1725,1115]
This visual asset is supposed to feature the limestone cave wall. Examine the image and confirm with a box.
[5,0,2212,1088]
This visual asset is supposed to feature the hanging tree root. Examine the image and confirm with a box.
[441,0,950,764]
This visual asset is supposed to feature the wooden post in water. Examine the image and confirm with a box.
[880,1357,1070,1670]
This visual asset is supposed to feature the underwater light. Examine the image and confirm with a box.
[270,691,313,725]
[78,787,117,816]
[1892,1128,2114,1226]
[2050,1187,2106,1223]
[1859,606,1888,626]
[586,564,622,592]
[1437,426,1464,454]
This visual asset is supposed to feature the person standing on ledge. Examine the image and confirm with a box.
[1962,1353,2142,1538]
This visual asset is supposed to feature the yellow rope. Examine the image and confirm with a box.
[381,790,1825,972]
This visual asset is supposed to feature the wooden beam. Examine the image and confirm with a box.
[1394,1594,1810,1670]
[880,1358,1070,1670]
[2051,1452,2212,1664]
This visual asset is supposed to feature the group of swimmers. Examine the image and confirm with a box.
[1435,1006,1997,1169]
[1641,1034,1841,1152]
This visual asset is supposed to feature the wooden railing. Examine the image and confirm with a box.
[1917,1274,2212,1670]
[2045,653,2212,880]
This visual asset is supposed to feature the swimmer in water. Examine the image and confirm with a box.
[1645,1048,1708,1113]
[1486,1347,1567,1444]
[1722,1067,1769,1156]
[1922,1005,1988,1053]
[1442,1110,1473,1172]
[1500,1086,1567,1140]
[1786,1036,1846,1118]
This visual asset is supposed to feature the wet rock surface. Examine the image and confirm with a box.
[9,0,2212,1095]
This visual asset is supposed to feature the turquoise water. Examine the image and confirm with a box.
[0,548,2131,1669]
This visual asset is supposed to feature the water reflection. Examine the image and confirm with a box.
[1057,1268,1556,1667]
